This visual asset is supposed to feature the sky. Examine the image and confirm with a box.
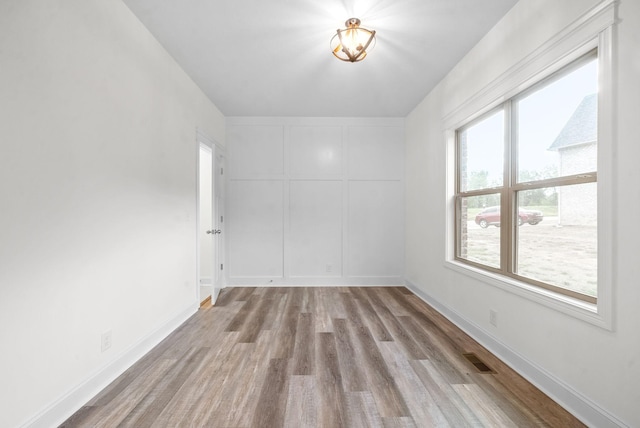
[463,56,598,188]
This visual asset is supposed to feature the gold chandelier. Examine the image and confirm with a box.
[330,18,376,63]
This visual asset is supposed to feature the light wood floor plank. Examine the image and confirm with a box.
[382,416,418,428]
[237,290,273,343]
[292,312,315,375]
[158,332,239,427]
[251,357,290,427]
[379,341,450,428]
[317,332,349,428]
[80,359,176,427]
[453,383,518,427]
[397,314,471,385]
[350,287,394,342]
[117,347,209,428]
[219,331,278,427]
[342,292,411,417]
[345,391,384,428]
[414,359,483,427]
[284,376,318,428]
[315,288,335,333]
[364,288,428,360]
[61,286,585,428]
[224,293,259,332]
[262,290,288,331]
[300,286,315,314]
[272,289,301,359]
[408,358,475,428]
[333,318,368,392]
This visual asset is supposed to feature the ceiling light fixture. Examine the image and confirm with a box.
[330,18,376,63]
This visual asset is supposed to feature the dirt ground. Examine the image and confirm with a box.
[463,216,597,297]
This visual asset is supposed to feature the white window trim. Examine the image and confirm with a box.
[444,0,616,330]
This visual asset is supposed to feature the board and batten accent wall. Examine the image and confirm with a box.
[226,117,404,286]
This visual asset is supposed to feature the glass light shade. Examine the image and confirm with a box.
[330,18,376,62]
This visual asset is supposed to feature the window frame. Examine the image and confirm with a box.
[454,51,599,304]
[443,0,615,330]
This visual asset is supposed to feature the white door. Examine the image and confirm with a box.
[211,149,225,302]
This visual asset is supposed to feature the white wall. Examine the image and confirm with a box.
[0,1,225,427]
[226,118,405,286]
[405,0,640,426]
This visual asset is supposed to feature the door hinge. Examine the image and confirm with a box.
[220,264,223,271]
[220,216,223,223]
[220,167,224,175]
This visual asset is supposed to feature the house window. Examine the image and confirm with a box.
[455,50,598,304]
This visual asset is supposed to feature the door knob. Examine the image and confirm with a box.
[206,230,222,234]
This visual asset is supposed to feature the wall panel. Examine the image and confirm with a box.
[348,126,404,179]
[227,180,284,278]
[348,180,404,277]
[289,180,342,277]
[290,126,343,176]
[226,117,404,285]
[227,125,284,176]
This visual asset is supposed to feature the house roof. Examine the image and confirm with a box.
[548,94,597,151]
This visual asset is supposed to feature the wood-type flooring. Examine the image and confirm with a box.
[61,287,585,427]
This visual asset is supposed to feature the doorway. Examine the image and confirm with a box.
[197,132,225,306]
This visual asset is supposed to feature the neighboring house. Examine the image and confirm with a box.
[548,93,598,225]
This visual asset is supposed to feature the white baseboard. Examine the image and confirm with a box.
[21,303,198,428]
[226,277,405,286]
[404,279,628,428]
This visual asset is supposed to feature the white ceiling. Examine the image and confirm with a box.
[122,0,519,117]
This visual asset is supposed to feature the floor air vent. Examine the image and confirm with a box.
[463,353,495,373]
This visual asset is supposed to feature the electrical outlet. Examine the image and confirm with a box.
[101,330,112,352]
[326,264,333,273]
[489,310,498,327]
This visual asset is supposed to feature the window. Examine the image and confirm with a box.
[455,51,598,304]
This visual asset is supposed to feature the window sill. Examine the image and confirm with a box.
[444,260,611,330]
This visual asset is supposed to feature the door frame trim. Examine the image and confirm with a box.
[196,129,225,305]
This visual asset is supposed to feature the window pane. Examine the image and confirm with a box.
[516,56,598,182]
[459,110,504,192]
[516,183,597,297]
[459,195,501,268]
